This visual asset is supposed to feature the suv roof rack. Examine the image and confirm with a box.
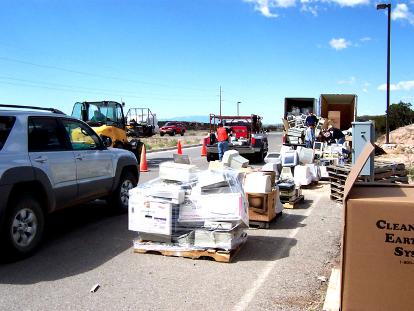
[0,104,65,114]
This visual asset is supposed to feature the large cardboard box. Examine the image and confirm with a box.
[128,193,173,236]
[341,143,414,310]
[247,188,278,222]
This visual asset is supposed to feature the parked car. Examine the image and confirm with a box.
[159,121,185,136]
[0,105,139,259]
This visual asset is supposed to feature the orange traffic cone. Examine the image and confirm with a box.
[177,140,182,155]
[140,144,148,172]
[201,138,207,157]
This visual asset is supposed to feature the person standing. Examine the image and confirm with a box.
[216,122,229,161]
[304,112,318,148]
[305,126,314,148]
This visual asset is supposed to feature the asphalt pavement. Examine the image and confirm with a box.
[0,132,342,311]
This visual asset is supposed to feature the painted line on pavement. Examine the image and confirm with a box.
[233,195,321,311]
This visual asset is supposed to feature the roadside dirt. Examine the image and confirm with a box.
[376,124,414,183]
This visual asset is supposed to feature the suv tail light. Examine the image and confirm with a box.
[251,137,256,146]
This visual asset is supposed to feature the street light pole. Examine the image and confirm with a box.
[237,101,241,116]
[386,3,391,144]
[377,2,391,144]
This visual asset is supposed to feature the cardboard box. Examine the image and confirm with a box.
[328,110,341,129]
[341,142,414,311]
[247,189,278,222]
[128,194,173,236]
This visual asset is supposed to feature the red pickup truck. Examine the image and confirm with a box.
[206,114,268,163]
[159,121,186,136]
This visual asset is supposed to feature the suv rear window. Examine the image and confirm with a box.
[0,116,16,150]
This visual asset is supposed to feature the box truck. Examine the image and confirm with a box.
[284,98,317,118]
[319,94,357,131]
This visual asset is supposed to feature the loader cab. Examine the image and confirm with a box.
[71,101,128,148]
[72,101,126,129]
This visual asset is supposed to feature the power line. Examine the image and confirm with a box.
[0,80,216,103]
[0,56,215,93]
[0,76,217,100]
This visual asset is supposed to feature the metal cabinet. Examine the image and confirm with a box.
[352,121,375,177]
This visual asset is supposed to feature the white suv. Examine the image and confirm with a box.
[0,106,139,258]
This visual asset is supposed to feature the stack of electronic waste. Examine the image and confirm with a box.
[277,149,305,208]
[278,182,302,204]
[282,116,329,146]
[129,162,249,257]
[287,127,305,145]
[243,162,284,225]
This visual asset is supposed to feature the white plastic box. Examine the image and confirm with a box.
[159,162,197,182]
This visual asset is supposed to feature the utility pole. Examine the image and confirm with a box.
[386,3,391,144]
[219,86,222,118]
[377,3,391,144]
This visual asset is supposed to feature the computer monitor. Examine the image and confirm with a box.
[281,150,298,167]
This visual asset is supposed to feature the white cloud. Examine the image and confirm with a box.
[338,76,356,84]
[244,0,371,17]
[301,4,319,16]
[378,80,414,91]
[360,37,372,42]
[392,3,414,25]
[362,82,370,93]
[330,0,369,7]
[243,0,296,18]
[260,5,279,17]
[276,0,296,8]
[329,38,351,50]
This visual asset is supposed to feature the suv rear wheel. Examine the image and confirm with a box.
[255,149,265,163]
[109,171,137,212]
[3,194,45,258]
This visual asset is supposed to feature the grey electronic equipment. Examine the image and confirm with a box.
[352,121,375,177]
[173,153,191,164]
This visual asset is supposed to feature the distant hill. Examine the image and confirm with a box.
[159,115,210,123]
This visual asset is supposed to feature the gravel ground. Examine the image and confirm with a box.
[0,135,343,310]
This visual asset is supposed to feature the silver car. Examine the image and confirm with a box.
[0,106,139,259]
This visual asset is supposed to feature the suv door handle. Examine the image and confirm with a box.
[34,156,47,163]
[75,154,84,160]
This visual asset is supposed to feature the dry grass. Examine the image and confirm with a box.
[140,130,208,151]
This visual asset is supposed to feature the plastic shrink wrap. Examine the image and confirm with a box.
[129,164,248,251]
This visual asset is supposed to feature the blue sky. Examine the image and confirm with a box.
[0,0,413,124]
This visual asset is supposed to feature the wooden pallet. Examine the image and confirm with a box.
[322,268,341,311]
[282,195,304,209]
[133,239,246,263]
[300,181,319,189]
[249,212,281,229]
[326,161,409,201]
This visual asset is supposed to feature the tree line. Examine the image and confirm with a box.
[357,101,414,136]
